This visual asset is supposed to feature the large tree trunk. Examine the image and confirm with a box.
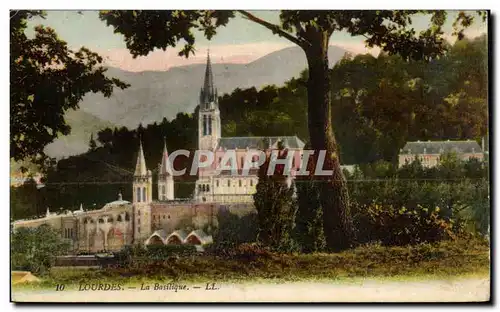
[304,32,356,252]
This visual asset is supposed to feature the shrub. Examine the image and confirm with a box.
[353,203,460,246]
[11,224,70,274]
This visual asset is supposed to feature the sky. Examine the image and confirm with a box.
[27,10,488,72]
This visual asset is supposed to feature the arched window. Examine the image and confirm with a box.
[117,215,122,222]
[203,115,207,135]
[162,185,166,197]
[216,179,219,187]
[227,180,230,187]
[125,212,130,221]
[206,184,210,192]
[136,187,141,202]
[142,187,147,202]
[202,185,206,192]
[239,180,242,187]
[208,116,212,135]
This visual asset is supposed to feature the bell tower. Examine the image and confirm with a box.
[132,139,152,242]
[198,51,221,151]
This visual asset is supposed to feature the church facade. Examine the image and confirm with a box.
[194,52,305,203]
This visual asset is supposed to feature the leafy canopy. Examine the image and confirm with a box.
[100,10,486,60]
[10,10,129,163]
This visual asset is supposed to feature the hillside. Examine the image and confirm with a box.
[45,45,348,158]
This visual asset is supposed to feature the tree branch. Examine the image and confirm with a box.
[238,10,308,48]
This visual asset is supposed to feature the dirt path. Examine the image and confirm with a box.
[12,277,490,303]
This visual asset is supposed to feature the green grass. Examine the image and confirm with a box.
[12,239,490,291]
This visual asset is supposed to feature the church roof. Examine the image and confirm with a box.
[400,140,483,155]
[134,140,147,176]
[159,138,172,175]
[200,51,217,108]
[216,136,305,150]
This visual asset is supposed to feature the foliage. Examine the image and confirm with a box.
[10,10,128,163]
[211,209,258,252]
[347,157,489,237]
[10,178,43,220]
[11,224,70,274]
[254,147,298,252]
[34,238,489,287]
[352,203,458,246]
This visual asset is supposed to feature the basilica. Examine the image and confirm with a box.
[11,52,304,253]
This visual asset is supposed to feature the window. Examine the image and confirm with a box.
[162,185,165,196]
[163,215,165,219]
[250,180,253,187]
[117,215,122,222]
[136,187,141,202]
[198,184,202,192]
[206,184,210,192]
[241,157,244,166]
[168,215,171,219]
[125,213,130,221]
[203,115,207,135]
[239,180,242,187]
[216,179,219,187]
[228,180,231,187]
[142,187,147,202]
[138,227,141,233]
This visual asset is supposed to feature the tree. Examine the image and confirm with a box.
[10,10,129,164]
[88,133,97,151]
[97,10,484,251]
[295,148,326,253]
[253,144,297,251]
[11,224,70,274]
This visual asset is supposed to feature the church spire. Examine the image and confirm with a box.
[160,137,172,175]
[201,50,216,107]
[134,139,147,176]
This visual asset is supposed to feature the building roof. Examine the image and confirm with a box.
[134,139,147,176]
[186,230,213,245]
[216,136,305,150]
[159,138,172,175]
[199,51,217,108]
[400,140,483,155]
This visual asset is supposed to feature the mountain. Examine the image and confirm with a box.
[44,110,115,158]
[45,45,348,158]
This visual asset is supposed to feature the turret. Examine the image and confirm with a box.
[158,137,174,200]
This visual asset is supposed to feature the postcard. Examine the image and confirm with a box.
[10,9,490,303]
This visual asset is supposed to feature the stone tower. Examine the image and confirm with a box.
[132,139,152,241]
[198,51,221,151]
[158,138,174,201]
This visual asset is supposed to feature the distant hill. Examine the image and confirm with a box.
[45,45,348,158]
[44,110,115,158]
